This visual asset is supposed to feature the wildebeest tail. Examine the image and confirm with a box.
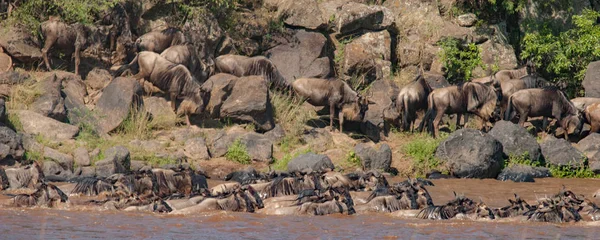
[504,96,515,121]
[418,94,435,134]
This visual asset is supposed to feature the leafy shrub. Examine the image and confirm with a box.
[226,139,251,164]
[344,151,361,167]
[504,152,541,168]
[272,148,313,171]
[403,133,445,177]
[438,37,484,83]
[549,165,596,178]
[521,9,600,97]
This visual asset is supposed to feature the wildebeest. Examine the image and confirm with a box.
[493,194,532,218]
[169,185,264,214]
[471,62,532,87]
[579,198,600,221]
[584,102,600,133]
[416,193,478,220]
[419,82,500,138]
[161,44,214,84]
[13,182,68,207]
[135,27,186,53]
[292,77,372,132]
[40,17,90,75]
[114,51,211,126]
[504,87,584,139]
[215,54,289,92]
[4,162,45,190]
[571,97,600,112]
[396,74,432,131]
[499,74,551,114]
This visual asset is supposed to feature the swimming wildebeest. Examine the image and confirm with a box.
[114,51,211,126]
[169,185,264,214]
[504,87,584,139]
[571,97,600,112]
[160,44,214,84]
[416,192,479,220]
[135,27,186,53]
[12,182,68,208]
[499,74,551,114]
[418,82,500,138]
[396,74,432,131]
[40,17,91,75]
[4,162,45,190]
[215,54,289,92]
[292,77,373,132]
[493,194,532,218]
[584,102,600,133]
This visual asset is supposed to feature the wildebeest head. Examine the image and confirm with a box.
[465,82,498,121]
[561,112,584,137]
[341,93,374,122]
[475,200,495,219]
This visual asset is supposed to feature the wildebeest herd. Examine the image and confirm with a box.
[1,161,598,223]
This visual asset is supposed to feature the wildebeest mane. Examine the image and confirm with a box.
[246,57,289,91]
[543,86,579,116]
[71,177,114,196]
[155,64,202,98]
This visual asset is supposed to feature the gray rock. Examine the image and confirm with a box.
[584,61,600,97]
[128,139,163,152]
[0,70,30,85]
[575,133,600,173]
[540,136,586,168]
[202,73,237,118]
[16,110,79,141]
[31,74,67,121]
[266,30,332,83]
[0,126,23,161]
[184,137,211,160]
[79,166,96,178]
[85,68,112,91]
[42,160,72,179]
[0,26,42,63]
[209,132,273,162]
[264,124,286,143]
[130,160,149,172]
[355,143,392,171]
[182,9,225,61]
[456,13,477,27]
[63,75,92,126]
[220,75,275,131]
[361,79,399,142]
[489,120,542,162]
[335,2,395,35]
[302,128,333,153]
[43,147,74,171]
[497,164,552,182]
[436,129,504,178]
[94,77,144,133]
[268,0,328,30]
[73,147,91,167]
[95,146,131,177]
[424,71,450,89]
[343,30,392,84]
[144,96,176,121]
[0,98,5,125]
[288,152,335,172]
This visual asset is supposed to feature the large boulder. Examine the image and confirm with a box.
[497,164,552,182]
[220,76,275,131]
[16,110,79,141]
[575,133,600,173]
[144,96,176,121]
[362,79,399,142]
[209,131,273,162]
[435,129,504,178]
[478,29,518,73]
[266,30,332,82]
[583,61,600,98]
[95,146,131,177]
[62,74,91,125]
[423,71,450,89]
[456,13,477,27]
[342,30,392,83]
[489,121,542,162]
[42,160,72,179]
[182,9,226,58]
[85,68,112,91]
[540,136,586,168]
[334,2,395,35]
[0,70,30,85]
[30,74,67,121]
[202,73,237,118]
[73,147,91,167]
[184,137,211,161]
[267,0,327,30]
[0,126,23,162]
[43,147,74,172]
[94,77,144,133]
[355,143,392,171]
[287,152,335,172]
[0,27,42,63]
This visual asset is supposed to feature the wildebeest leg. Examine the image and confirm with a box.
[433,110,444,138]
[338,110,344,132]
[41,34,57,72]
[455,114,462,130]
[169,92,177,113]
[329,103,335,131]
[542,117,549,133]
[185,114,192,127]
[74,43,81,76]
[518,110,529,128]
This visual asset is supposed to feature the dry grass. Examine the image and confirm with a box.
[271,91,317,148]
[7,77,40,110]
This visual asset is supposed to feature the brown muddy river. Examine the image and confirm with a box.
[2,178,600,239]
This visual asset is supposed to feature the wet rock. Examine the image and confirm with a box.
[43,147,74,171]
[31,74,67,121]
[302,128,333,153]
[266,30,332,82]
[0,126,23,161]
[435,129,504,178]
[85,68,112,91]
[287,152,335,172]
[95,146,131,177]
[94,77,144,133]
[342,30,392,83]
[489,120,542,162]
[335,2,395,35]
[540,136,586,168]
[203,73,237,118]
[220,76,275,131]
[73,147,91,167]
[583,61,600,98]
[575,133,600,173]
[184,137,210,160]
[0,27,42,63]
[497,164,552,182]
[355,143,392,171]
[456,13,477,27]
[16,110,79,141]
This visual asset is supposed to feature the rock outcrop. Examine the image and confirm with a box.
[94,77,144,134]
[287,152,335,172]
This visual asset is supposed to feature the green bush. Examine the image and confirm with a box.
[504,152,541,168]
[438,37,484,83]
[226,139,251,164]
[521,9,600,97]
[271,148,313,171]
[403,134,445,177]
[549,165,597,178]
[344,151,361,167]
